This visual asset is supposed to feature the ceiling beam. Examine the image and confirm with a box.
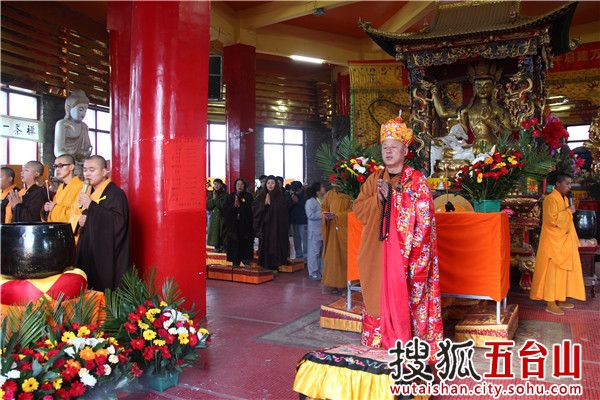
[239,1,358,29]
[368,1,435,51]
[378,0,435,33]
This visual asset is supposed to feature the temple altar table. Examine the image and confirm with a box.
[347,211,510,323]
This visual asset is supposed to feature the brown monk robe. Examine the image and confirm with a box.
[352,169,402,317]
[321,188,353,288]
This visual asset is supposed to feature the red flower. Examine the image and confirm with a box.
[56,389,71,400]
[61,366,79,381]
[131,338,145,350]
[157,329,169,338]
[71,323,81,331]
[70,381,86,397]
[124,322,137,333]
[41,383,53,391]
[165,334,175,345]
[160,347,172,359]
[131,362,143,377]
[3,381,17,392]
[22,349,34,356]
[95,355,107,366]
[117,353,128,363]
[576,157,585,168]
[53,358,66,369]
[19,362,32,372]
[500,167,509,175]
[143,347,156,361]
[144,300,155,308]
[357,174,366,183]
[189,334,198,347]
[18,393,33,400]
[136,305,147,315]
[85,360,95,372]
[128,312,141,323]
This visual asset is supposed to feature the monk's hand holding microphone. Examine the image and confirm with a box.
[78,180,91,227]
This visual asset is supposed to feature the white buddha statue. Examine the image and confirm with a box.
[54,90,92,162]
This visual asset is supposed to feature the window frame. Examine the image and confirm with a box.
[566,124,591,150]
[0,85,41,164]
[85,105,111,161]
[206,122,227,180]
[263,126,305,182]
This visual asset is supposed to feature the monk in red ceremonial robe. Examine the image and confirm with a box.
[353,116,443,361]
[76,155,130,291]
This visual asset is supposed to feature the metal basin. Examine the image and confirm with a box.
[1,222,75,279]
[574,210,597,239]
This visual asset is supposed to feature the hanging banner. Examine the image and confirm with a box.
[1,115,42,141]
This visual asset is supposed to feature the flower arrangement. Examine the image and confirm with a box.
[329,156,383,199]
[0,294,131,400]
[120,300,208,376]
[452,147,525,201]
[104,269,209,381]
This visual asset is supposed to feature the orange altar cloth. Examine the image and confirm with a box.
[347,211,510,302]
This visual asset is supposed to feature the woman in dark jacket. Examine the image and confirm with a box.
[253,175,289,270]
[224,178,254,266]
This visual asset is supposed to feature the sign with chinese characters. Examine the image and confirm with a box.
[1,116,42,141]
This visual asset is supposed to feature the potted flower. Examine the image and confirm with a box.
[103,269,209,392]
[0,295,131,400]
[452,147,525,212]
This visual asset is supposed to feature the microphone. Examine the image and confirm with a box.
[568,191,573,207]
[79,179,90,208]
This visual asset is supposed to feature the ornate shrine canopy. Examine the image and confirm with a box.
[360,1,578,67]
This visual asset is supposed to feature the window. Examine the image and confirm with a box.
[567,125,590,150]
[84,107,112,161]
[263,127,304,182]
[206,123,226,180]
[0,85,40,164]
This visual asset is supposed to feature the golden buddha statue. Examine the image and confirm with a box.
[431,61,515,154]
[585,110,600,174]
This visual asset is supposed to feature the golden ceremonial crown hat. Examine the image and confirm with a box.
[380,115,413,145]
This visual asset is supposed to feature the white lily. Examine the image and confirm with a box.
[108,355,119,364]
[80,373,97,387]
[6,370,20,379]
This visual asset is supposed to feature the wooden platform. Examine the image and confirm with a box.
[320,292,363,333]
[454,303,519,347]
[206,252,232,266]
[207,265,273,284]
[278,259,304,273]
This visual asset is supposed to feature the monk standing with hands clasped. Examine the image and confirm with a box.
[530,174,586,315]
[353,115,442,362]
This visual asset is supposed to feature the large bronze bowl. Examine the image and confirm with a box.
[574,210,597,239]
[1,223,75,279]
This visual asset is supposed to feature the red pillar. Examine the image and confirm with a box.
[337,73,350,116]
[107,1,131,192]
[223,44,256,188]
[107,1,209,314]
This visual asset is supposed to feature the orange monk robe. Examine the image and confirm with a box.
[352,169,402,317]
[48,176,84,229]
[321,189,353,288]
[1,184,17,223]
[530,189,586,302]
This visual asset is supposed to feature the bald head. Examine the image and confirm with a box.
[83,155,109,188]
[86,155,108,169]
[1,167,15,190]
[21,161,43,187]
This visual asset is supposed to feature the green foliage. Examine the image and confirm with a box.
[495,130,555,183]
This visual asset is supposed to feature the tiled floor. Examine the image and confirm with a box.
[124,270,600,400]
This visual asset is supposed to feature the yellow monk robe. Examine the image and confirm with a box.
[530,189,586,302]
[1,184,17,223]
[48,176,84,228]
[3,186,27,224]
[352,169,402,317]
[321,189,353,288]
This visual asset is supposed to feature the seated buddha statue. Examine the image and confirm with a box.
[432,124,473,178]
[54,90,93,162]
[431,61,515,155]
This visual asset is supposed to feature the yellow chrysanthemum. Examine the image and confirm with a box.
[0,389,4,398]
[96,349,109,358]
[145,312,156,323]
[52,378,63,390]
[492,162,506,170]
[178,333,189,345]
[153,339,166,347]
[137,320,149,330]
[77,326,91,337]
[79,347,96,361]
[61,331,75,342]
[44,339,56,349]
[95,331,105,338]
[477,173,483,184]
[22,377,39,393]
[508,156,518,165]
[159,301,168,307]
[143,330,157,341]
[148,308,161,314]
[18,354,25,360]
[107,337,119,346]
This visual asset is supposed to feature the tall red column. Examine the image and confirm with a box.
[107,1,209,314]
[107,2,131,192]
[223,44,256,188]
